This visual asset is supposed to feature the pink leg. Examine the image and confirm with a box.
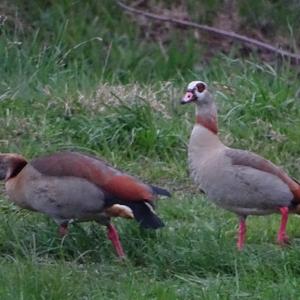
[237,216,247,251]
[58,223,69,237]
[277,207,289,245]
[107,223,126,259]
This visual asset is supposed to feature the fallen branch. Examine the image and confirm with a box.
[116,1,300,63]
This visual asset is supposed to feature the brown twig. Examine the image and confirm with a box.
[116,1,300,63]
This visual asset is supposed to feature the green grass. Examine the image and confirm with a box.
[0,1,300,299]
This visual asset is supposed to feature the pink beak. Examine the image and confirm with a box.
[181,91,196,104]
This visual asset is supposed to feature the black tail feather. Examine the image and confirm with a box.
[126,202,164,229]
[150,185,171,197]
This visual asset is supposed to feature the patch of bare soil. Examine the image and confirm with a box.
[0,2,28,32]
[125,0,298,62]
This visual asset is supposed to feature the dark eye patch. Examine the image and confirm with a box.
[196,83,206,93]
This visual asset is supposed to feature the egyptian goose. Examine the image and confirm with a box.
[0,151,170,258]
[181,80,300,249]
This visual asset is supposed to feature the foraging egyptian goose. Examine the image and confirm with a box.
[181,80,300,249]
[0,151,170,258]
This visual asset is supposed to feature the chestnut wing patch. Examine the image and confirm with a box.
[31,151,154,202]
[31,152,112,183]
[103,175,154,201]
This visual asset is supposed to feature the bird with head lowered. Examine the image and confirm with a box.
[0,151,171,258]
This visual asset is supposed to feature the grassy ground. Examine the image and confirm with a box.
[1,1,300,299]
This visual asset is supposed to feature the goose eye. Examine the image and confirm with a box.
[196,83,206,93]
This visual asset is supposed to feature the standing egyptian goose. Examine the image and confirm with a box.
[181,80,300,249]
[0,151,170,258]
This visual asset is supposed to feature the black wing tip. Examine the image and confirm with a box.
[150,185,171,197]
[139,215,165,230]
[126,201,165,230]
